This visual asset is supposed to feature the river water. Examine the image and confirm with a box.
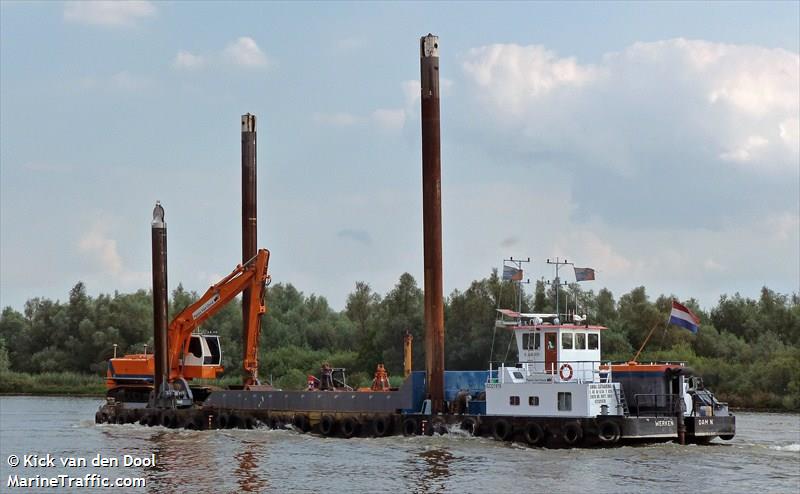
[0,396,798,493]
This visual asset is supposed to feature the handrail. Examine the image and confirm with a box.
[489,360,613,384]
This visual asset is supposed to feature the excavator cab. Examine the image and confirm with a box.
[181,334,224,379]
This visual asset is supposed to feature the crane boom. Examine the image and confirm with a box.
[167,249,270,382]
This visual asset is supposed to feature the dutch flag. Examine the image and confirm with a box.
[669,300,700,334]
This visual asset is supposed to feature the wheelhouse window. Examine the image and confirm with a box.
[529,396,539,406]
[588,333,599,350]
[575,332,586,350]
[558,392,572,411]
[510,396,520,406]
[561,332,573,350]
[522,332,541,350]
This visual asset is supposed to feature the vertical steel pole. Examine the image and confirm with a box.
[151,201,169,404]
[420,34,445,415]
[241,114,258,384]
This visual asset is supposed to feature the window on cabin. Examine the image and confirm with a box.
[558,392,572,411]
[562,332,573,350]
[575,332,586,350]
[529,396,539,406]
[510,396,520,406]
[522,332,532,350]
[588,333,599,350]
[512,371,524,380]
[534,333,540,350]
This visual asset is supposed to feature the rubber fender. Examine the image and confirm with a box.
[431,417,448,435]
[340,417,358,438]
[523,422,545,445]
[371,416,391,437]
[319,415,336,436]
[293,414,310,433]
[563,421,583,445]
[95,412,106,424]
[597,420,621,443]
[402,417,418,436]
[243,416,255,430]
[147,412,161,427]
[460,417,479,436]
[492,419,513,441]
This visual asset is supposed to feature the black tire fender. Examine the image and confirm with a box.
[340,417,358,438]
[523,422,545,445]
[319,415,336,436]
[402,417,418,436]
[371,416,391,437]
[597,420,621,443]
[492,419,513,441]
[563,421,583,445]
[460,417,479,436]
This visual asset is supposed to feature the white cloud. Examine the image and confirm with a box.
[77,222,147,284]
[372,108,406,130]
[223,37,269,68]
[173,50,206,70]
[63,1,156,27]
[719,135,769,163]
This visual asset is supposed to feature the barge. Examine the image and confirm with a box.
[96,33,735,447]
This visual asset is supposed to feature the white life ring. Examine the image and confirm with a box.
[559,363,573,381]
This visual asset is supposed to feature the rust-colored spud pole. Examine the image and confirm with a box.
[241,113,260,385]
[150,201,169,405]
[420,34,445,414]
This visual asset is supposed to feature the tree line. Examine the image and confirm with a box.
[0,271,798,409]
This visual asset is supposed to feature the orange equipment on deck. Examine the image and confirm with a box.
[371,363,391,391]
[106,249,270,393]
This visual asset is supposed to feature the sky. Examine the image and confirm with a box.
[1,1,798,313]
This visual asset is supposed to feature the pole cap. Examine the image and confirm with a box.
[420,34,439,58]
[241,113,256,132]
[152,201,165,228]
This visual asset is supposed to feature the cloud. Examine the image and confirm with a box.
[372,108,406,130]
[337,229,372,245]
[77,222,147,284]
[63,1,156,27]
[173,37,270,71]
[223,37,269,68]
[459,38,800,228]
[173,50,206,70]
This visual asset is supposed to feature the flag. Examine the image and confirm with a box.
[502,265,523,281]
[669,300,700,334]
[574,267,595,282]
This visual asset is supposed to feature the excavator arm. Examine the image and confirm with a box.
[167,249,270,383]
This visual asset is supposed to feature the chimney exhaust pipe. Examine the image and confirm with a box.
[420,34,445,415]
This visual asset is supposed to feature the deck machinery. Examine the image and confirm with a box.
[96,34,735,447]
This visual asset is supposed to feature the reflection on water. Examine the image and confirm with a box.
[412,447,455,494]
[234,439,269,493]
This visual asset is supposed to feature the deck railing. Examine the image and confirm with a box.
[488,360,613,384]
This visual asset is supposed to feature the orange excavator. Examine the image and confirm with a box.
[106,249,270,403]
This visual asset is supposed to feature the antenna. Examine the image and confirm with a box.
[545,257,572,320]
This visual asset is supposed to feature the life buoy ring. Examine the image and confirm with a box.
[559,363,573,381]
[319,415,336,436]
[340,417,358,438]
[402,418,418,436]
[460,417,479,436]
[492,419,512,441]
[371,416,391,437]
[597,420,621,443]
[562,421,583,445]
[523,422,545,445]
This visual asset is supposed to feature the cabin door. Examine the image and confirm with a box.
[544,332,557,374]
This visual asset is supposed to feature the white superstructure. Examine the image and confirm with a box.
[485,310,624,417]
